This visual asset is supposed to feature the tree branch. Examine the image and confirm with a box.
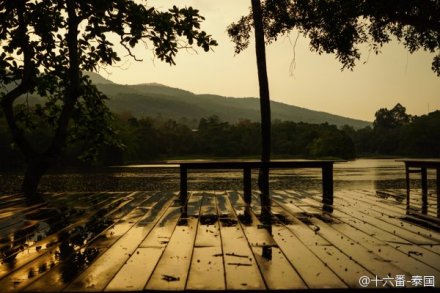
[1,0,36,159]
[46,0,80,156]
[119,38,143,61]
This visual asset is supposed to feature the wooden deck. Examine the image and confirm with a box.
[0,189,439,292]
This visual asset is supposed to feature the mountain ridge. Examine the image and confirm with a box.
[86,72,372,129]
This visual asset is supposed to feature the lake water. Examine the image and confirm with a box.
[0,159,437,193]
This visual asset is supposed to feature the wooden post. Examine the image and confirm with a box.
[437,167,440,219]
[421,167,428,215]
[405,165,410,214]
[322,163,333,213]
[243,167,252,205]
[180,165,188,206]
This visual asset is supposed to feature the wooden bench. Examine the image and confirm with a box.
[172,160,339,212]
[397,159,440,219]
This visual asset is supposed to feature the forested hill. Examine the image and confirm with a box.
[86,72,371,129]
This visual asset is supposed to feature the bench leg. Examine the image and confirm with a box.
[406,166,410,214]
[322,164,333,213]
[180,166,188,207]
[243,168,252,205]
[437,167,440,219]
[421,167,428,215]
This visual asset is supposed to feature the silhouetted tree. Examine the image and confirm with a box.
[374,103,411,129]
[228,0,439,179]
[399,111,440,157]
[229,0,440,75]
[372,103,411,154]
[250,0,272,210]
[0,1,217,197]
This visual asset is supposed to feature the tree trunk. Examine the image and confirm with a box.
[22,157,49,200]
[1,0,80,200]
[251,0,272,224]
[21,0,80,199]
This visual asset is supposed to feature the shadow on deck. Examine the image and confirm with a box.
[0,189,439,292]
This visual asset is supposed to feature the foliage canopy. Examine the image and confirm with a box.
[0,0,217,195]
[228,0,440,75]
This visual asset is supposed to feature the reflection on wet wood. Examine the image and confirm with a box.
[145,218,198,290]
[272,225,346,288]
[0,188,439,291]
[1,192,137,292]
[104,247,162,291]
[229,193,306,290]
[187,193,224,290]
[219,194,266,290]
[105,203,182,291]
[63,192,174,292]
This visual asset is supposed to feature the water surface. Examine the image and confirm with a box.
[0,159,437,193]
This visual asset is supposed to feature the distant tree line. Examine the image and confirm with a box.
[0,103,439,170]
[343,104,440,158]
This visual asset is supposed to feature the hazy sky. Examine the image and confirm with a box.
[100,0,440,122]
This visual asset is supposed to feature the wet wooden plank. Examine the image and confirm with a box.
[252,246,307,290]
[1,188,438,292]
[325,219,440,277]
[0,197,30,210]
[269,193,366,288]
[339,192,440,246]
[139,206,181,248]
[104,247,162,292]
[0,193,105,241]
[144,193,202,290]
[301,190,440,257]
[216,192,234,218]
[324,193,440,269]
[0,192,131,253]
[145,216,199,290]
[0,242,61,292]
[0,193,22,202]
[333,211,440,264]
[269,205,371,288]
[186,194,225,290]
[0,202,46,225]
[281,192,435,278]
[231,193,307,290]
[226,190,246,207]
[105,204,183,291]
[186,247,224,290]
[63,192,175,292]
[186,194,203,217]
[26,192,177,293]
[355,188,433,217]
[0,192,140,290]
[370,189,437,215]
[18,193,150,292]
[59,192,149,249]
[271,192,330,246]
[286,190,439,245]
[250,191,368,288]
[341,190,440,242]
[217,194,266,291]
[194,194,222,248]
[309,216,440,285]
[272,225,346,289]
[284,189,440,275]
[233,207,276,247]
[276,190,323,215]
